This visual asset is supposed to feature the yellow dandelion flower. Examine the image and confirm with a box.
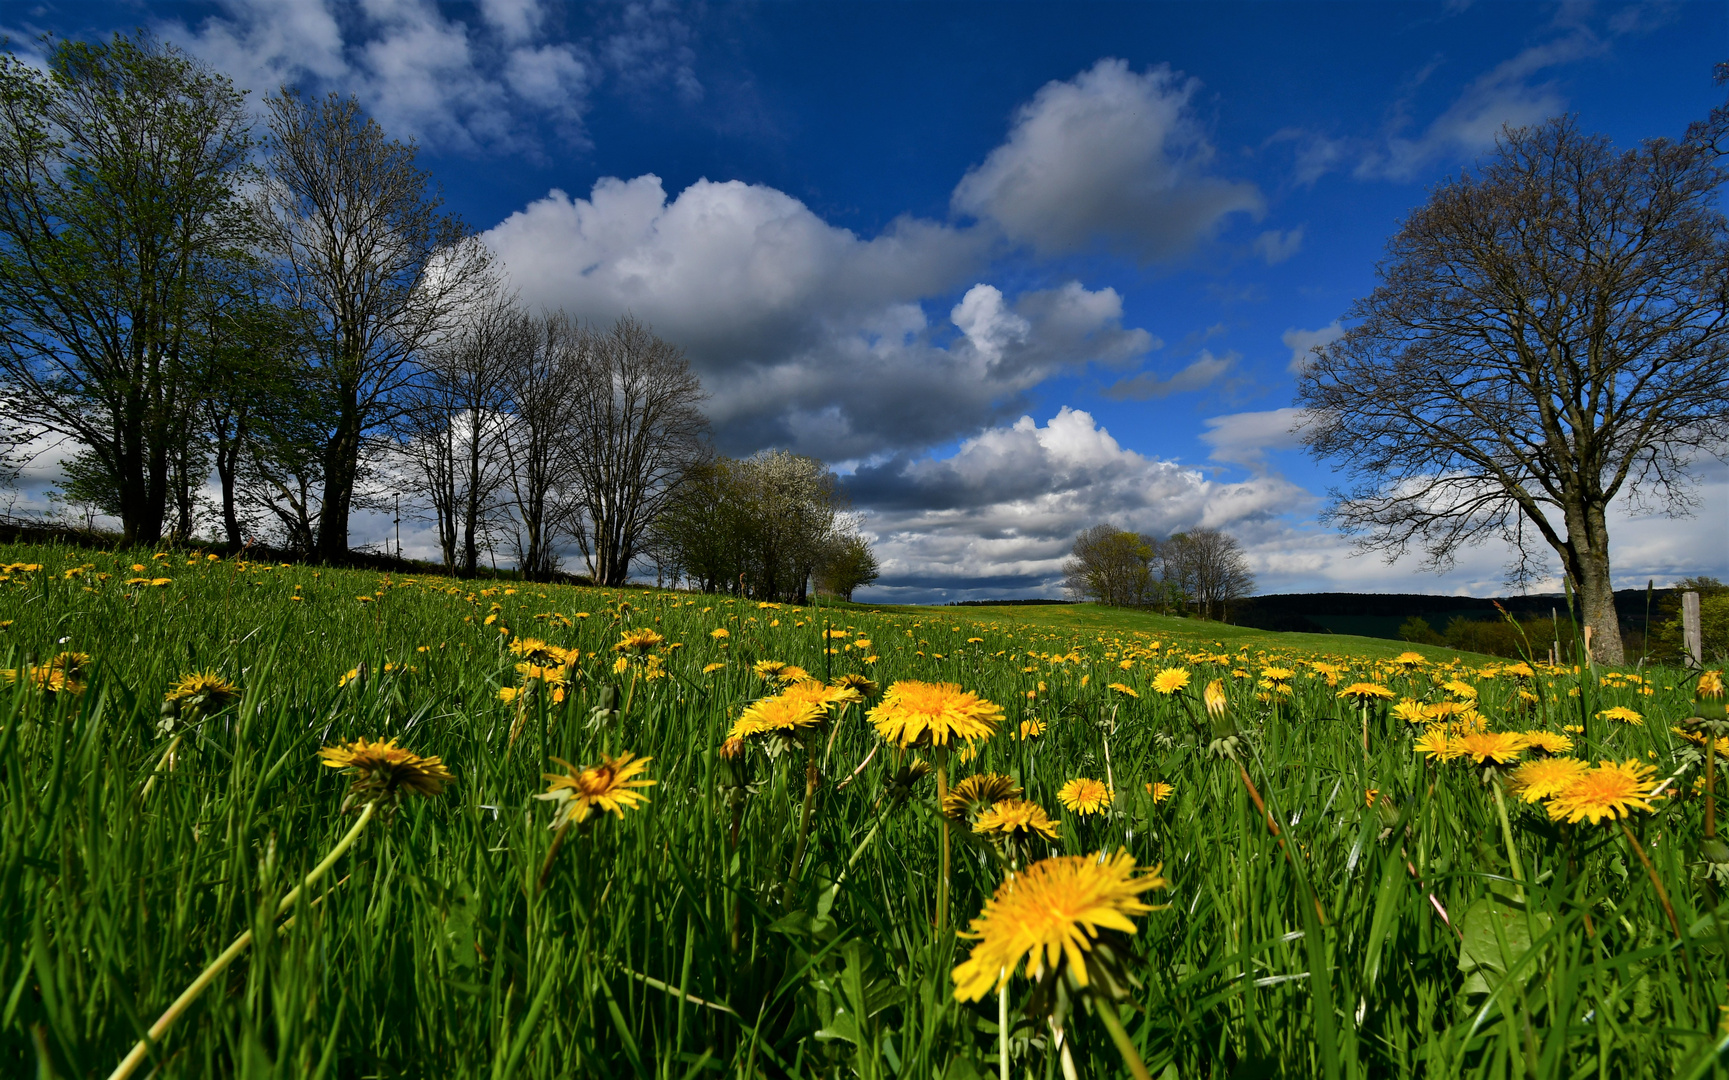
[710,627,729,639]
[1520,731,1573,755]
[1441,679,1478,700]
[613,629,666,654]
[774,665,811,684]
[1506,758,1590,804]
[1391,652,1427,669]
[537,751,655,827]
[1337,682,1395,703]
[611,656,630,674]
[1698,670,1724,699]
[1261,667,1295,684]
[1145,781,1174,804]
[779,678,862,712]
[1015,718,1045,740]
[1151,668,1190,695]
[164,671,239,712]
[752,660,787,680]
[1057,777,1112,815]
[833,673,878,698]
[867,680,1004,749]
[1203,678,1228,718]
[1413,728,1460,761]
[1391,700,1429,724]
[1543,759,1662,825]
[1107,682,1138,698]
[317,737,452,800]
[1596,706,1643,726]
[972,798,1062,842]
[951,851,1166,1002]
[728,694,826,740]
[943,772,1022,819]
[701,662,726,674]
[1451,731,1526,766]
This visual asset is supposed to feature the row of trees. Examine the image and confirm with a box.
[0,33,805,590]
[646,450,879,602]
[1061,523,1255,619]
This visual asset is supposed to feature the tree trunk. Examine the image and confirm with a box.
[315,399,362,563]
[1568,505,1625,664]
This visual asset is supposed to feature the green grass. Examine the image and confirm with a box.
[874,601,1494,661]
[2,540,1725,1079]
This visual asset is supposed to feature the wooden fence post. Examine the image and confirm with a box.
[1682,591,1702,669]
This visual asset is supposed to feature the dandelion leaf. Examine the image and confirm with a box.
[1457,896,1550,996]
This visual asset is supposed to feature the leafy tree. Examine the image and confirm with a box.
[1062,524,1155,607]
[816,526,880,601]
[0,33,254,543]
[1397,615,1444,645]
[1297,118,1729,663]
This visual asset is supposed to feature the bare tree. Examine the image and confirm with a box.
[259,90,493,563]
[1062,524,1155,607]
[1684,61,1728,156]
[1296,118,1729,663]
[397,290,522,573]
[569,316,708,586]
[0,34,253,543]
[1163,528,1255,621]
[501,309,584,580]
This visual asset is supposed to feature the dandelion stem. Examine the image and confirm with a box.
[1618,819,1683,944]
[1489,777,1525,902]
[108,800,377,1080]
[138,732,185,801]
[537,815,574,894]
[935,747,951,931]
[784,731,821,905]
[998,979,1011,1080]
[1236,761,1327,926]
[1705,734,1717,841]
[1091,992,1153,1080]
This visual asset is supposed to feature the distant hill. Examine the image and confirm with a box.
[1231,589,1673,641]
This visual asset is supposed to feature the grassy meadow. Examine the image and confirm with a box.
[2,541,1726,1079]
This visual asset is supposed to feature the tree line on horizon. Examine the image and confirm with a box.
[0,33,878,595]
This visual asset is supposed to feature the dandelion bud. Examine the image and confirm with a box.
[1203,679,1228,718]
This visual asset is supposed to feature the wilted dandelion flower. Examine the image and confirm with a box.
[1151,668,1190,695]
[951,851,1167,1002]
[1057,777,1112,815]
[1507,758,1590,803]
[973,798,1061,841]
[943,772,1022,819]
[1596,706,1643,726]
[1543,759,1662,825]
[867,680,1003,749]
[538,751,655,828]
[317,737,452,802]
[1699,670,1724,699]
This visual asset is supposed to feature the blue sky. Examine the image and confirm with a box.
[6,1,1726,600]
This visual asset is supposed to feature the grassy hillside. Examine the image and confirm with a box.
[2,541,1724,1079]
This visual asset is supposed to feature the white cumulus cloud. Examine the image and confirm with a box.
[951,58,1263,262]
